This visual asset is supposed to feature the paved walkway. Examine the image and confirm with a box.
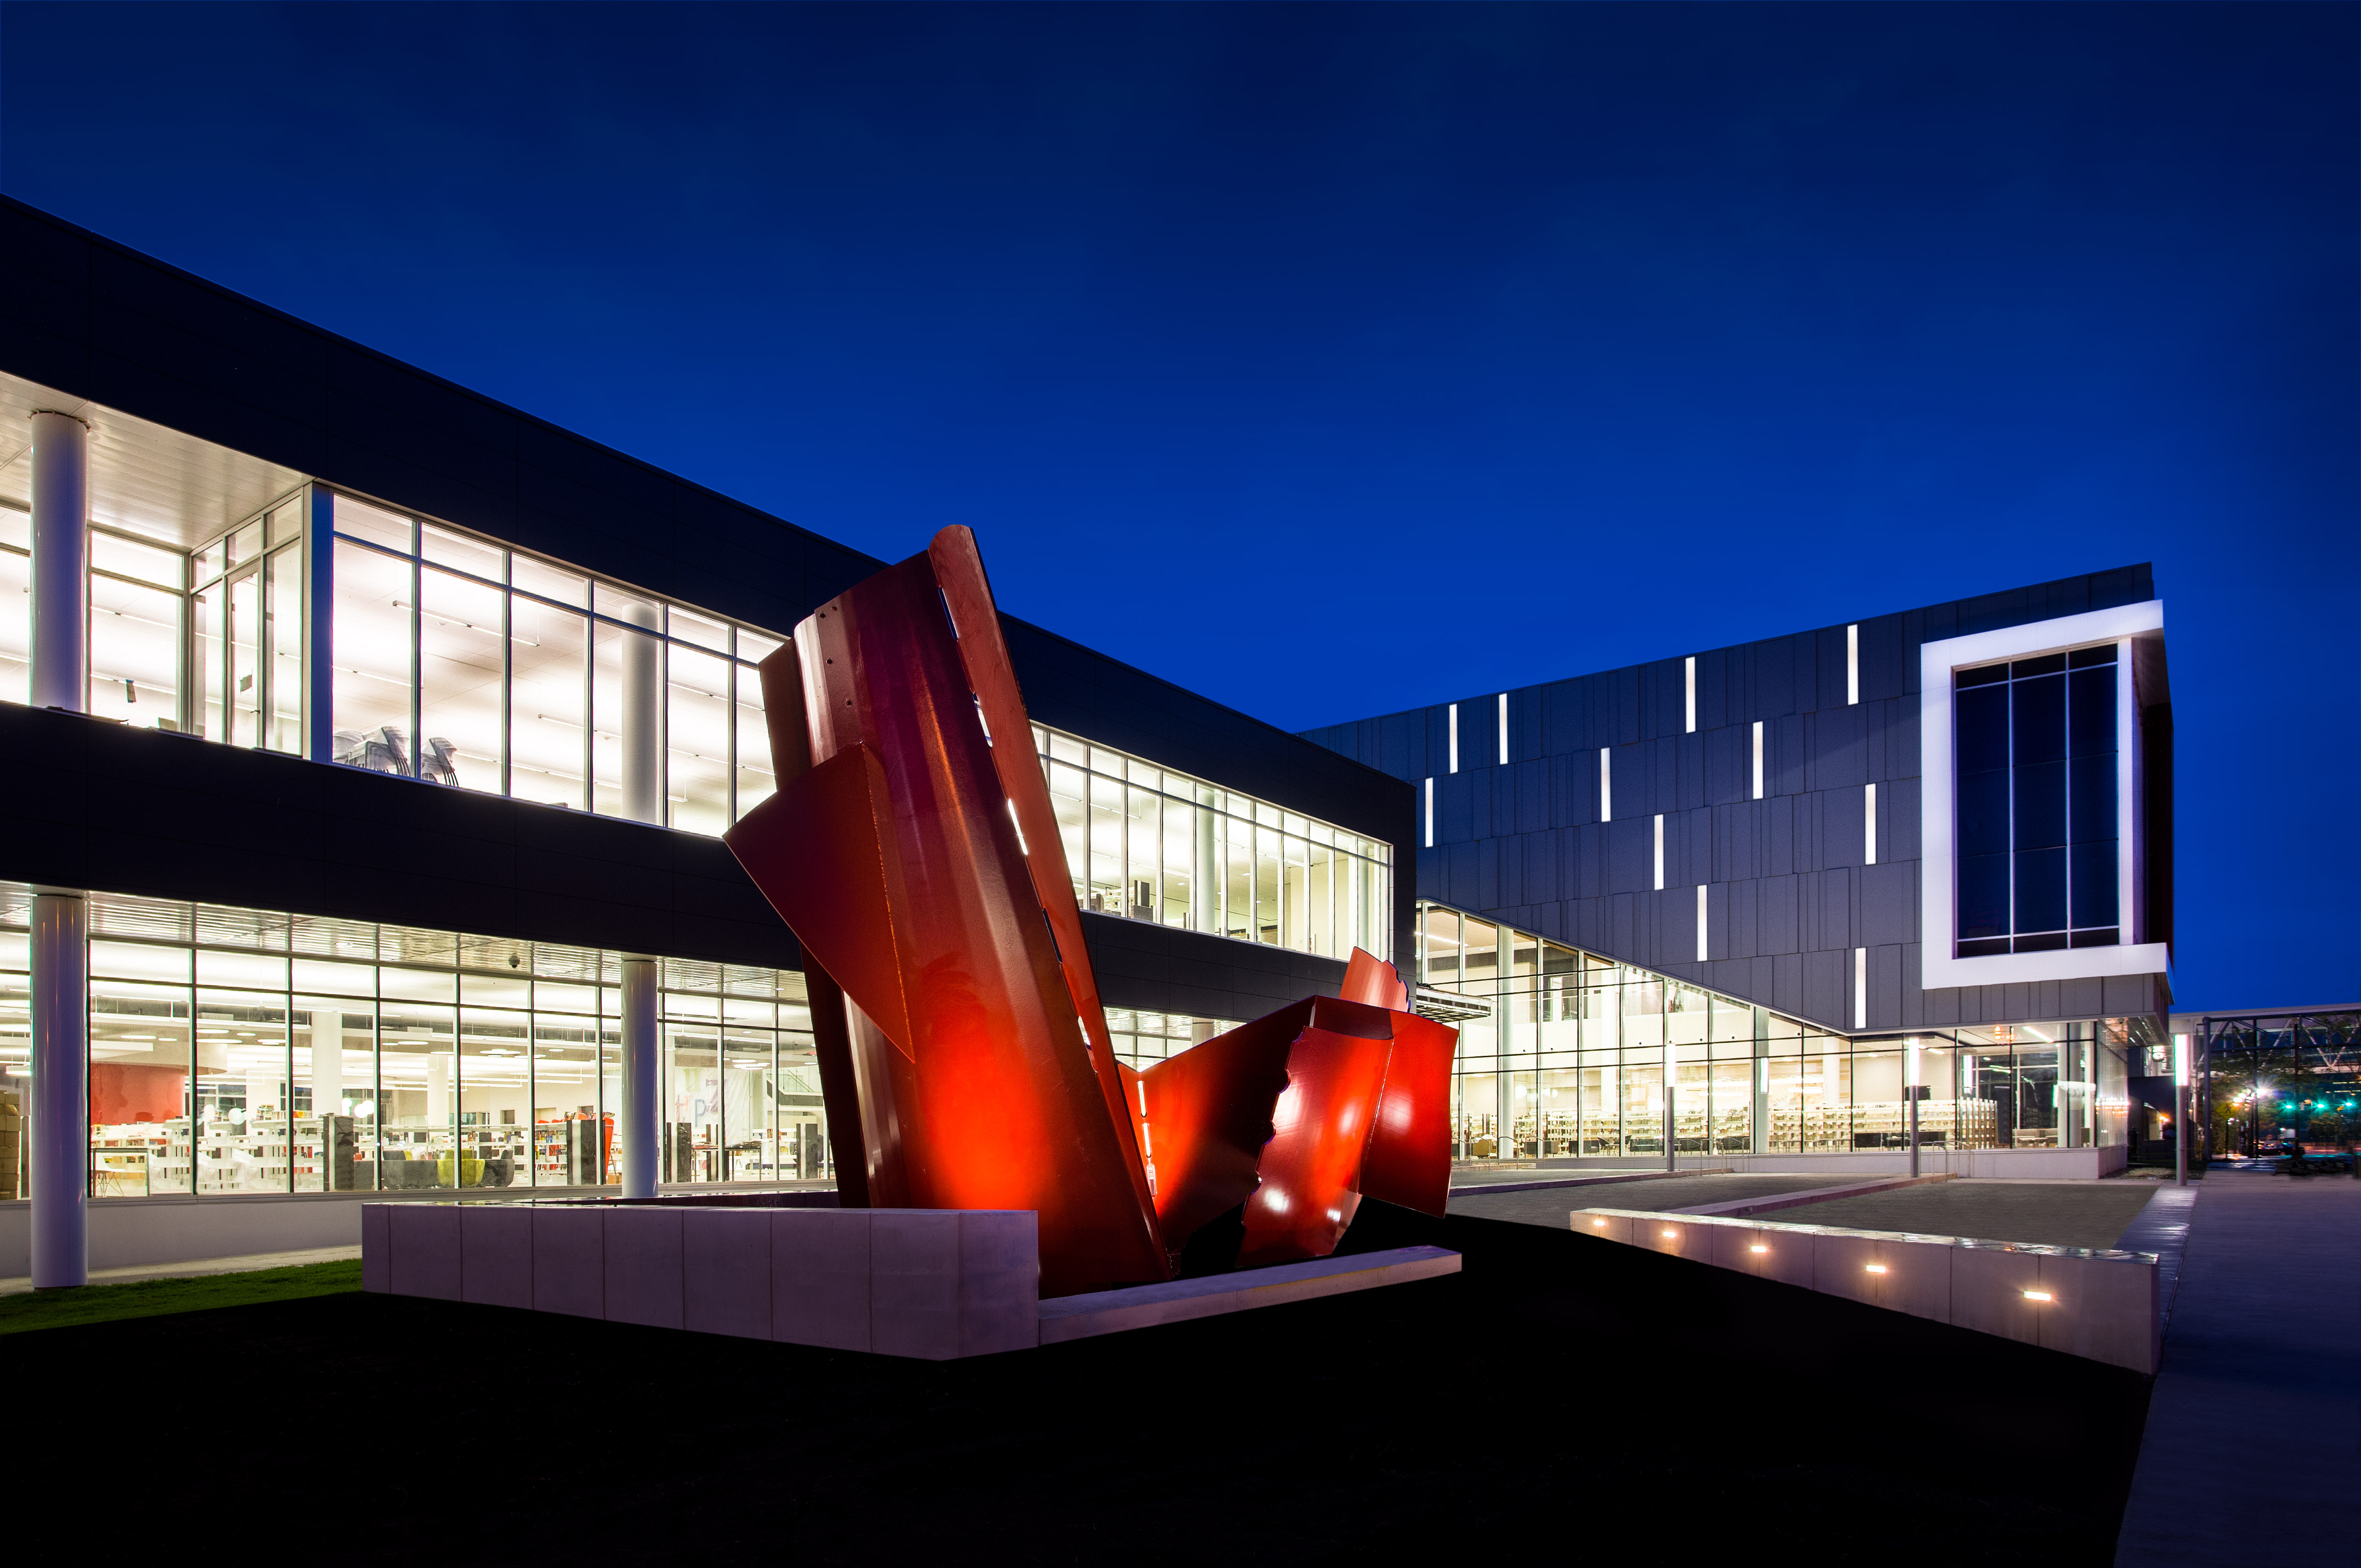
[2114,1174,2361,1565]
[1785,1178,2160,1250]
[0,1245,361,1296]
[1449,1174,1841,1223]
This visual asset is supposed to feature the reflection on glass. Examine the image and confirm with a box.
[36,894,829,1201]
[591,619,660,820]
[735,663,774,816]
[1033,723,1392,961]
[511,596,587,809]
[378,1003,458,1189]
[0,537,28,707]
[89,571,181,730]
[419,565,505,789]
[195,988,291,1193]
[668,645,733,836]
[89,968,193,1197]
[266,544,303,753]
[332,540,415,773]
[228,571,261,748]
[458,1007,530,1188]
[665,1013,721,1183]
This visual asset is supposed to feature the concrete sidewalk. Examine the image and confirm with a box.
[2113,1174,2361,1565]
[0,1245,361,1296]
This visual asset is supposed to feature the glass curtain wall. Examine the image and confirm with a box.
[1414,900,2134,1161]
[0,885,823,1199]
[189,497,306,749]
[327,496,782,833]
[1036,723,1392,962]
[0,505,22,705]
[1,487,785,840]
[0,504,194,726]
[1102,1010,1239,1069]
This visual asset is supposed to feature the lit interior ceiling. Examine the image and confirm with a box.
[0,371,308,549]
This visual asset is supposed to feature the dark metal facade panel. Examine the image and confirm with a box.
[1301,564,2163,1029]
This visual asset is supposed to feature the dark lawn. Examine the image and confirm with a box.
[12,1205,2145,1564]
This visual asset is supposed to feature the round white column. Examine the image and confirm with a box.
[29,411,89,713]
[30,891,87,1288]
[619,956,658,1197]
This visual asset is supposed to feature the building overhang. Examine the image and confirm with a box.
[0,370,306,549]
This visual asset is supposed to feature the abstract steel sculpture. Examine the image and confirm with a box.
[726,527,1455,1296]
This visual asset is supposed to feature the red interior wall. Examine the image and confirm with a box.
[92,1064,186,1124]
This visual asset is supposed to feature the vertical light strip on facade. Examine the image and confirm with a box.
[1854,946,1868,1029]
[1751,720,1764,799]
[1598,748,1612,822]
[1695,884,1708,963]
[1684,656,1696,733]
[1447,703,1458,774]
[1496,691,1508,765]
[1865,782,1878,866]
[1847,624,1859,705]
[1423,777,1434,848]
[1652,814,1664,890]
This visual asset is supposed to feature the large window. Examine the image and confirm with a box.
[327,496,781,832]
[1035,724,1392,961]
[1415,900,2135,1160]
[1102,1009,1238,1069]
[0,885,823,1199]
[1953,645,2121,958]
[0,502,191,729]
[189,496,304,748]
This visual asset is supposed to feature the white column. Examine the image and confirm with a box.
[425,1052,450,1126]
[619,956,658,1197]
[29,411,89,712]
[30,891,87,1288]
[312,1023,344,1112]
[622,605,662,825]
[1750,1011,1770,1156]
[1662,1038,1677,1173]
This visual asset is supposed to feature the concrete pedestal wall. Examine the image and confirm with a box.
[368,1201,1040,1359]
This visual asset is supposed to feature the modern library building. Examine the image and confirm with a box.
[0,195,2173,1282]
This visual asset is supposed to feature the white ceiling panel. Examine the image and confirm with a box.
[0,371,308,548]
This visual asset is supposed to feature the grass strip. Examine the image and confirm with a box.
[0,1259,363,1336]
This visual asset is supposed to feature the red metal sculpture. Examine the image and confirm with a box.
[726,526,1455,1295]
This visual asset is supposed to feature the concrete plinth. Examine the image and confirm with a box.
[363,1200,1459,1358]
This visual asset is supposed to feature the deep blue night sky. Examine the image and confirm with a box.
[1,3,2353,1007]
